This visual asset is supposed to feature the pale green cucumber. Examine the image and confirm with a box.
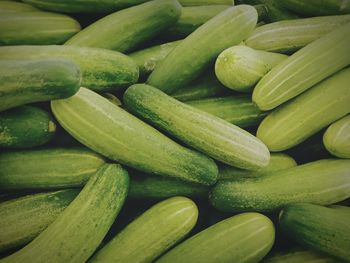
[179,0,234,5]
[51,87,218,186]
[0,1,39,12]
[256,68,350,151]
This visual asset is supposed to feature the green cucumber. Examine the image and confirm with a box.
[0,189,79,253]
[0,148,105,190]
[0,11,80,45]
[279,203,350,262]
[0,1,39,12]
[0,106,56,148]
[245,14,350,53]
[215,46,287,92]
[91,196,198,263]
[0,45,138,92]
[65,0,182,53]
[0,59,81,112]
[256,68,350,151]
[147,5,258,94]
[186,96,267,128]
[252,22,350,111]
[210,159,350,212]
[124,84,270,170]
[179,0,234,5]
[323,114,350,158]
[0,164,129,263]
[264,0,298,22]
[51,87,218,186]
[156,212,275,263]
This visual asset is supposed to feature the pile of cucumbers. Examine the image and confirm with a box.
[0,0,350,262]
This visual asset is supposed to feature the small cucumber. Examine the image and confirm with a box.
[156,212,275,263]
[179,0,234,5]
[91,197,198,263]
[210,159,350,212]
[0,1,39,12]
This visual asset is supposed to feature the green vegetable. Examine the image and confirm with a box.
[179,0,234,5]
[0,1,39,12]
[264,0,298,22]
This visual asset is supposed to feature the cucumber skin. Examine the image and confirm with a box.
[0,45,139,92]
[279,203,350,262]
[0,164,129,263]
[51,88,218,186]
[156,212,275,263]
[147,5,258,94]
[91,197,198,263]
[210,159,350,213]
[124,84,270,170]
[0,1,39,12]
[0,106,56,148]
[0,59,81,112]
[179,0,234,5]
[0,148,105,190]
[65,0,182,53]
[256,68,350,152]
[0,189,79,253]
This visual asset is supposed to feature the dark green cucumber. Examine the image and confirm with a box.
[0,148,105,190]
[0,45,138,92]
[0,189,79,253]
[0,164,129,263]
[65,0,182,53]
[0,1,39,12]
[279,203,350,262]
[91,197,198,263]
[147,5,258,94]
[0,106,56,149]
[156,212,275,263]
[210,159,350,212]
[264,0,298,22]
[179,0,234,5]
[124,84,270,170]
[0,59,81,112]
[51,87,218,186]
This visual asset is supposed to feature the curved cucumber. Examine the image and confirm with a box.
[0,1,39,12]
[51,88,218,186]
[91,197,198,263]
[124,84,270,170]
[0,148,105,190]
[210,159,350,212]
[0,189,79,253]
[156,212,275,263]
[0,106,56,148]
[179,0,234,5]
[0,164,129,263]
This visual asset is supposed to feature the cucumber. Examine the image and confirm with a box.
[279,203,350,262]
[156,212,275,263]
[0,1,39,12]
[245,14,350,53]
[0,106,56,148]
[0,148,105,190]
[0,45,138,92]
[186,96,267,128]
[51,87,218,186]
[147,5,258,94]
[323,114,350,158]
[215,46,287,92]
[0,59,81,112]
[65,0,182,53]
[0,11,80,45]
[0,164,129,263]
[264,0,298,22]
[91,197,198,263]
[256,68,350,151]
[210,159,350,212]
[179,0,234,5]
[124,84,270,170]
[0,189,79,253]
[253,22,350,111]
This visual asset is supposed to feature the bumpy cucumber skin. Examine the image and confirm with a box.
[147,5,258,94]
[124,84,270,170]
[51,88,218,186]
[256,68,350,151]
[0,189,79,253]
[91,197,198,263]
[323,114,350,158]
[156,212,275,263]
[279,203,350,262]
[0,148,105,190]
[0,164,129,263]
[210,159,350,212]
[0,1,39,12]
[65,0,182,53]
[0,45,139,92]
